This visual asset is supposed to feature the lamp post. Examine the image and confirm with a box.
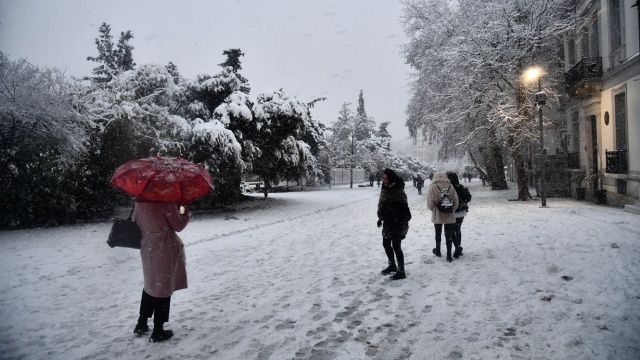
[524,67,547,207]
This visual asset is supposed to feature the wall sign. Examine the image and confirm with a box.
[604,111,609,125]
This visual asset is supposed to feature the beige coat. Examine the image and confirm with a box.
[133,202,190,298]
[427,171,459,224]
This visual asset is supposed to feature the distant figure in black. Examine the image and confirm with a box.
[416,176,424,195]
[369,173,375,187]
[447,172,471,258]
[377,168,411,280]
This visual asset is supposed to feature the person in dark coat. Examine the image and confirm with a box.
[447,172,470,258]
[133,202,191,343]
[427,171,459,262]
[416,176,424,195]
[377,168,412,280]
[369,173,375,186]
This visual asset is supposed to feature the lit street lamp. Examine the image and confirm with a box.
[524,67,547,207]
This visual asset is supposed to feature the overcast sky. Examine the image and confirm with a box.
[0,0,414,147]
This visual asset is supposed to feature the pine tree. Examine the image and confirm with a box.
[354,90,375,141]
[87,22,135,83]
[218,49,250,94]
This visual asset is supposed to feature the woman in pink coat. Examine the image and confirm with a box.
[132,202,190,343]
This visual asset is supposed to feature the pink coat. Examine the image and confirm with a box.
[133,202,190,298]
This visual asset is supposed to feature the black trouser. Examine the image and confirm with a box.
[139,290,171,324]
[434,223,456,256]
[453,217,464,248]
[383,236,404,270]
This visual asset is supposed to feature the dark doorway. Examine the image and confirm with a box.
[590,115,598,193]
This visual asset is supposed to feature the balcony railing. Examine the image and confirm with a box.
[565,57,602,98]
[605,149,628,174]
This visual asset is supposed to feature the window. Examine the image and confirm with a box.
[568,39,576,65]
[609,0,625,50]
[580,27,589,59]
[571,112,580,152]
[617,179,627,194]
[590,18,599,57]
[614,92,627,150]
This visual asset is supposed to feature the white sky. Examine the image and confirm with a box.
[0,0,413,144]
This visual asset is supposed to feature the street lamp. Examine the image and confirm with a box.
[524,66,547,207]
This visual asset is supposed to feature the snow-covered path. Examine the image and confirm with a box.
[1,181,639,359]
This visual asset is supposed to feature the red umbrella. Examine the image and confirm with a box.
[110,156,214,203]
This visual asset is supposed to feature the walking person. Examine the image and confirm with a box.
[447,172,472,258]
[416,176,424,195]
[133,202,191,342]
[427,171,459,262]
[377,168,412,280]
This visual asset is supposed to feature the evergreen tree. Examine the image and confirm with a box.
[86,22,135,83]
[377,121,392,151]
[354,90,375,141]
[219,48,250,94]
[165,62,181,83]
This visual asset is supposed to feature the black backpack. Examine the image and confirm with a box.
[435,184,454,213]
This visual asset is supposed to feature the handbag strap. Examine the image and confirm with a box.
[127,204,135,221]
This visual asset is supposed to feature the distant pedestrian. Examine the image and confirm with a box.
[377,168,412,280]
[427,171,459,262]
[462,172,468,182]
[466,173,473,183]
[263,180,271,198]
[447,172,472,258]
[416,176,424,195]
[369,173,375,187]
[480,174,487,187]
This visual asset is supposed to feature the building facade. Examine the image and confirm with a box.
[562,0,639,210]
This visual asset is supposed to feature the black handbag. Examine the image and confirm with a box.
[107,207,142,249]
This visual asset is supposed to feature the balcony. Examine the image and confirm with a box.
[565,57,602,99]
[605,149,628,174]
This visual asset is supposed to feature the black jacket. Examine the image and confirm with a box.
[378,180,411,239]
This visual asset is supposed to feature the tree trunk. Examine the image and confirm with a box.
[349,167,353,188]
[511,146,531,200]
[482,131,508,190]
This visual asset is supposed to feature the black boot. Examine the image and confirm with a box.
[432,248,441,257]
[453,247,463,258]
[381,263,397,275]
[149,323,173,343]
[133,316,149,335]
[391,267,406,280]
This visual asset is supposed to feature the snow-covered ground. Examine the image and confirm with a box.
[1,180,639,359]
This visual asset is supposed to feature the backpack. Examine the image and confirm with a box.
[435,184,454,213]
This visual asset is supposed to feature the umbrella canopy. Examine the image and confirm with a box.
[110,156,214,203]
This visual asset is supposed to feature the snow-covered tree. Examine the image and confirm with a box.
[354,90,375,141]
[250,90,322,187]
[72,63,191,212]
[218,49,250,94]
[86,23,135,84]
[402,0,576,200]
[0,53,88,227]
